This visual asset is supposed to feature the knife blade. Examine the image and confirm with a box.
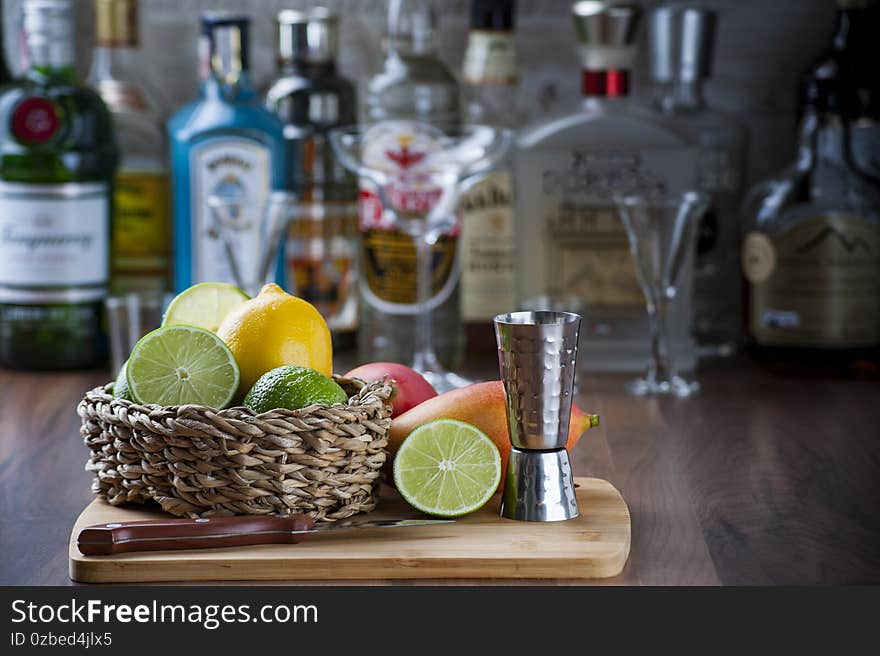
[77,514,454,556]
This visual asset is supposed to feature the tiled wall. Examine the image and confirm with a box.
[2,0,835,186]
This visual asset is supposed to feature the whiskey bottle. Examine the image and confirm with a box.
[743,44,880,369]
[802,0,880,179]
[88,0,170,294]
[460,0,518,354]
[648,5,747,358]
[358,0,462,366]
[515,1,698,372]
[265,9,359,351]
[167,13,287,292]
[0,0,118,370]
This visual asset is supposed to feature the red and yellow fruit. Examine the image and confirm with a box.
[345,362,437,418]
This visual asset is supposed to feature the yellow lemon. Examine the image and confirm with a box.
[217,283,333,399]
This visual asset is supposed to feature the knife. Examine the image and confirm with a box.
[77,514,453,556]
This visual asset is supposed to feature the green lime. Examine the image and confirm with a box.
[162,282,249,332]
[393,419,501,518]
[113,360,132,401]
[243,365,348,413]
[126,325,240,408]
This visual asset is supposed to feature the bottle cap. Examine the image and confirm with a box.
[95,0,138,48]
[470,0,516,31]
[200,12,251,81]
[571,2,641,70]
[277,7,339,64]
[648,4,717,84]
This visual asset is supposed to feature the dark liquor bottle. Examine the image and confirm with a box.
[742,59,880,373]
[0,0,118,370]
[1,0,12,85]
[799,0,880,178]
[265,8,358,350]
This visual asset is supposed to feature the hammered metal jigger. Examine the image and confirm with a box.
[494,311,582,522]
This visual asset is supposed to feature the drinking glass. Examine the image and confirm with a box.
[329,122,513,393]
[615,191,710,397]
[206,189,298,296]
[105,292,173,374]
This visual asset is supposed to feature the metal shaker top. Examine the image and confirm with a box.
[572,1,641,48]
[571,2,641,71]
[648,4,717,83]
[277,7,339,65]
[495,311,581,451]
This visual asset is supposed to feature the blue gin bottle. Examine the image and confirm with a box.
[168,13,287,291]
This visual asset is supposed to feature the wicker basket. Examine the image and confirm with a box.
[77,376,393,521]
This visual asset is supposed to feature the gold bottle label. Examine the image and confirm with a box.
[460,170,516,320]
[744,215,880,347]
[546,203,643,306]
[359,222,457,306]
[111,171,170,292]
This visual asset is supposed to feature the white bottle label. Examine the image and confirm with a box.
[463,31,518,85]
[0,182,109,299]
[460,170,516,320]
[190,138,272,285]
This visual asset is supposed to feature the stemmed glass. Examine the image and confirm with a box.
[615,191,710,397]
[329,121,513,393]
[206,189,297,296]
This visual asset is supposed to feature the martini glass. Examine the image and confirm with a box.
[329,122,513,393]
[206,189,297,296]
[615,191,710,397]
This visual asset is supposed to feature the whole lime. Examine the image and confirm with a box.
[244,365,348,413]
[113,360,133,401]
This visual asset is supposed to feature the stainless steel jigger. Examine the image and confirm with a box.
[494,311,582,522]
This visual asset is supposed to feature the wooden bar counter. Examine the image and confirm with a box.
[1,354,878,585]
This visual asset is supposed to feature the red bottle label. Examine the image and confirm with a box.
[12,97,60,144]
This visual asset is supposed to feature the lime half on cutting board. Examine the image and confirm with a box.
[162,282,249,333]
[393,419,501,518]
[126,325,240,408]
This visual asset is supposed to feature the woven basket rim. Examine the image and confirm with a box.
[84,375,393,420]
[79,375,393,520]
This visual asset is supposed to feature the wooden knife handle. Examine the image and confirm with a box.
[77,514,315,555]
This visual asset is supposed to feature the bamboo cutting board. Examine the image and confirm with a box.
[69,477,630,583]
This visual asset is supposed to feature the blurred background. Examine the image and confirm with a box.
[1,0,838,187]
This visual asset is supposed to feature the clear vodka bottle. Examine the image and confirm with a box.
[515,1,699,373]
[357,0,462,366]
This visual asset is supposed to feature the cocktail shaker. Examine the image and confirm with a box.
[494,311,581,522]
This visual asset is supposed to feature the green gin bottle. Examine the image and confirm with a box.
[0,0,118,369]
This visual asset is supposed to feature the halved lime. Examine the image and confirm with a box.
[162,282,248,332]
[126,325,240,408]
[393,419,501,518]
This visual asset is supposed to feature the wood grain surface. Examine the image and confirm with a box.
[2,355,879,585]
[68,478,630,583]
